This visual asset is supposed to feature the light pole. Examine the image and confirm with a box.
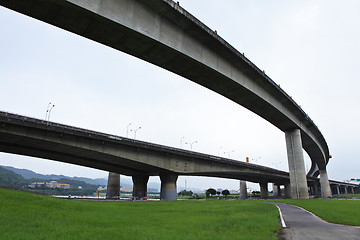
[217,146,223,156]
[126,123,132,137]
[134,126,141,139]
[224,150,234,158]
[185,141,197,151]
[45,102,54,121]
[46,103,55,125]
[252,157,261,164]
[180,137,185,148]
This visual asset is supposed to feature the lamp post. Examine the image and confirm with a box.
[134,126,141,139]
[126,123,132,137]
[46,103,55,125]
[180,137,185,148]
[185,141,197,151]
[45,102,55,121]
[45,102,51,120]
[217,146,223,156]
[252,157,261,164]
[224,150,234,158]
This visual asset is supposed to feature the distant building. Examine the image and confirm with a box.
[28,181,70,189]
[97,186,107,191]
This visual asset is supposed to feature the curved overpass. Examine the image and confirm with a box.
[0,0,330,198]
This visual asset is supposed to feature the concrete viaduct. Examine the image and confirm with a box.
[0,0,334,198]
[1,112,358,200]
[0,111,291,200]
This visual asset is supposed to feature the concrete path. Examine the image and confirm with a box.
[271,202,360,240]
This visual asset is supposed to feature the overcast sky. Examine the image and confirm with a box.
[1,0,359,191]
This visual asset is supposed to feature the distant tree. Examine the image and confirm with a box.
[178,190,193,196]
[252,191,260,197]
[216,191,221,196]
[222,189,230,197]
[206,188,217,197]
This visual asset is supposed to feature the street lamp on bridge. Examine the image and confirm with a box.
[133,126,141,140]
[185,141,197,151]
[224,150,234,158]
[45,102,55,125]
[126,123,132,137]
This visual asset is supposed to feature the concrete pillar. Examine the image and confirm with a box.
[285,129,309,199]
[106,172,120,199]
[329,184,337,195]
[336,185,340,195]
[350,187,355,194]
[344,186,348,194]
[339,185,345,194]
[309,182,315,195]
[239,180,247,199]
[319,169,332,198]
[272,183,280,196]
[160,173,178,200]
[284,183,292,199]
[259,182,268,199]
[132,175,149,200]
[313,181,320,195]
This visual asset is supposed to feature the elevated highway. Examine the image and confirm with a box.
[0,0,331,198]
[1,112,357,199]
[0,111,291,199]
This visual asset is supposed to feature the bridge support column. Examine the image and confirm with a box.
[284,183,292,199]
[319,169,332,198]
[239,180,247,199]
[336,185,340,195]
[132,175,149,200]
[339,185,345,194]
[106,172,120,199]
[285,129,309,199]
[160,173,178,201]
[259,182,268,199]
[313,181,320,195]
[272,183,280,196]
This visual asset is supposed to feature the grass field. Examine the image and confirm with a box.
[271,198,360,226]
[0,188,280,240]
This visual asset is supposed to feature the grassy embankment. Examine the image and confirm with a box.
[0,188,279,240]
[272,198,360,226]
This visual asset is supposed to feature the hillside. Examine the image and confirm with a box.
[0,166,101,195]
[0,167,28,187]
[1,165,204,193]
[1,165,108,185]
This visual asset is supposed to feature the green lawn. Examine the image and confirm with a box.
[0,188,280,240]
[271,198,360,226]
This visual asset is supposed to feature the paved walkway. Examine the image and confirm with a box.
[271,202,360,240]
